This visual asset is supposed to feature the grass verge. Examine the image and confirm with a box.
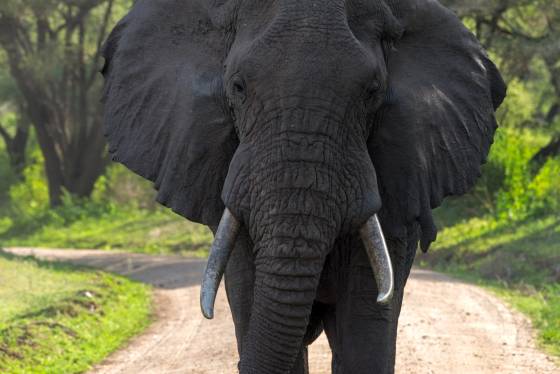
[423,210,560,357]
[0,251,152,373]
[0,207,212,257]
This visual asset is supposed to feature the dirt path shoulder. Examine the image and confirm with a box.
[5,247,557,374]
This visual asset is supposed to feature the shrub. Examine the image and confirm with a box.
[92,164,158,210]
[467,77,560,222]
[529,157,560,214]
[7,150,49,220]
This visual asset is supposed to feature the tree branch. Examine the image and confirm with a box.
[531,136,560,170]
[88,0,114,87]
[0,123,12,146]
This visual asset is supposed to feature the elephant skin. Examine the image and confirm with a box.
[101,0,506,373]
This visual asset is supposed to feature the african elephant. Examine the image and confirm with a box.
[100,0,506,373]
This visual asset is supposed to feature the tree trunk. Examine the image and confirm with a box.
[63,120,108,198]
[0,120,29,178]
[33,120,65,206]
[0,2,113,206]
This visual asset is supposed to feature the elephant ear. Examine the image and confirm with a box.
[101,0,238,227]
[369,0,507,250]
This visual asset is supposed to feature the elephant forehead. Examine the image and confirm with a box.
[233,0,391,37]
[225,0,391,94]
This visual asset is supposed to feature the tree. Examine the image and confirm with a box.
[0,0,126,205]
[0,58,29,178]
[0,107,29,179]
[443,0,560,167]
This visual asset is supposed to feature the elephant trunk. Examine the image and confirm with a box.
[239,203,337,373]
[214,109,390,372]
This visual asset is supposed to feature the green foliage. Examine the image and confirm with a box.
[530,158,560,213]
[465,77,560,222]
[0,206,213,257]
[485,129,559,220]
[92,164,159,210]
[0,251,151,373]
[490,129,538,219]
[495,285,560,357]
[430,214,559,285]
[0,163,212,256]
[7,150,49,219]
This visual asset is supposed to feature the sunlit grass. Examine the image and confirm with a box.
[494,286,560,357]
[0,251,152,373]
[424,208,560,357]
[0,207,212,257]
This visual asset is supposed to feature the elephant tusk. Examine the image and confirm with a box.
[359,214,394,305]
[200,208,241,319]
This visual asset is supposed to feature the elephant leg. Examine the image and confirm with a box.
[321,304,343,374]
[290,348,309,374]
[322,233,416,374]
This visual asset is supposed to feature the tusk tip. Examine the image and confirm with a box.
[200,292,215,319]
[376,290,393,305]
[201,304,214,320]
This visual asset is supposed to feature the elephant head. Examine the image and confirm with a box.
[101,0,505,372]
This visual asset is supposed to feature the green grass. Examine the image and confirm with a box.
[492,286,560,357]
[424,207,560,357]
[0,251,152,373]
[0,207,213,257]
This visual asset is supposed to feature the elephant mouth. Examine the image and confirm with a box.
[200,207,394,320]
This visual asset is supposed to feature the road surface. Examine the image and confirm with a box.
[5,247,558,374]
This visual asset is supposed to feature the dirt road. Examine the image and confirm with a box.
[6,247,558,374]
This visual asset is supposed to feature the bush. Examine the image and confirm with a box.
[7,149,49,220]
[467,78,560,222]
[2,150,161,223]
[480,129,560,221]
[529,157,560,214]
[489,129,559,220]
[92,164,158,209]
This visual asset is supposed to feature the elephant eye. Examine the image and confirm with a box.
[366,79,382,98]
[363,78,386,112]
[233,82,245,94]
[228,74,247,105]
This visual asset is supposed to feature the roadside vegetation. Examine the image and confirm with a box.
[0,161,211,257]
[425,115,560,356]
[0,206,211,257]
[426,209,559,356]
[422,2,560,356]
[0,251,152,373]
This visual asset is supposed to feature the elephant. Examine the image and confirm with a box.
[100,0,506,373]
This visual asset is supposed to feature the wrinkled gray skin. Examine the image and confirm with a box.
[101,0,506,373]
